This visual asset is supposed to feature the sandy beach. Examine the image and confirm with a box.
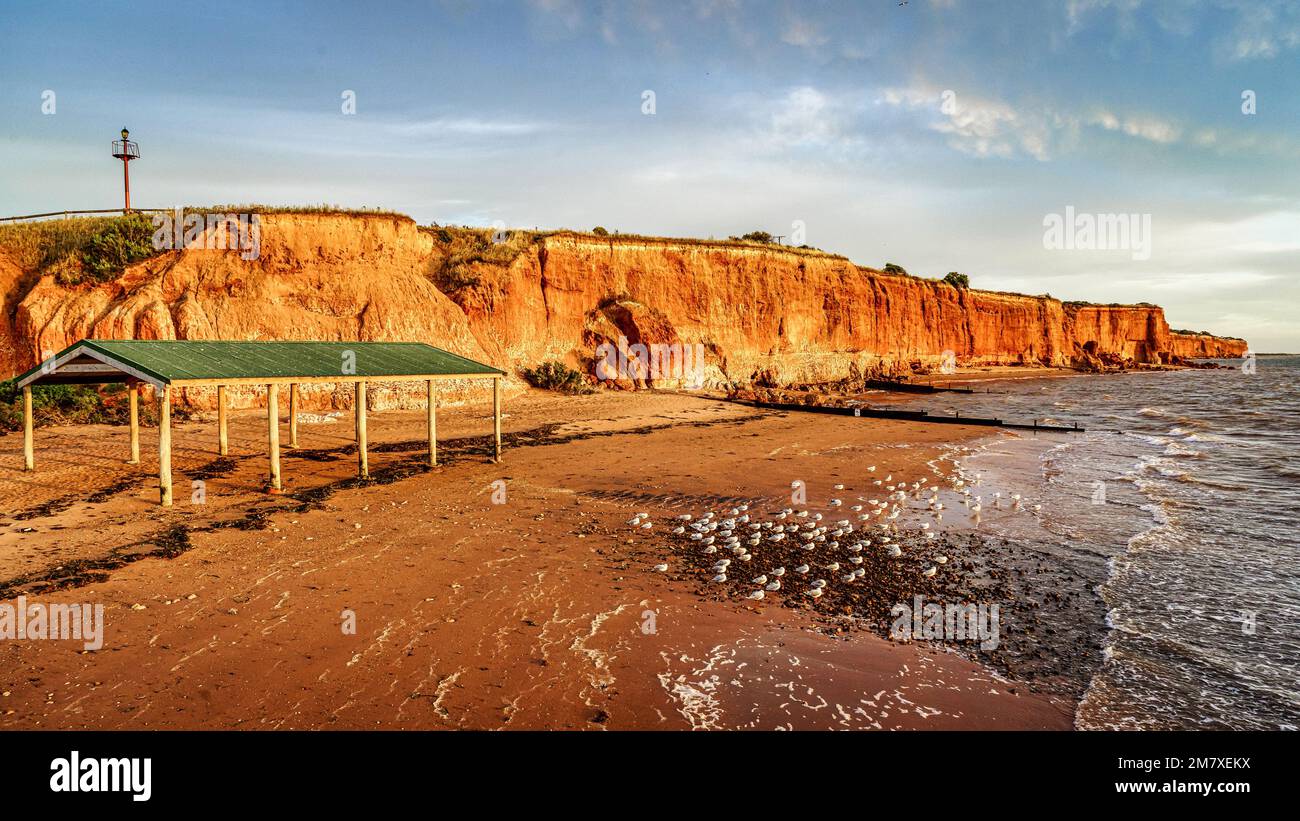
[0,390,1074,730]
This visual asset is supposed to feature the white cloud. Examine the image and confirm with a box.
[1223,27,1300,60]
[1091,110,1120,131]
[1121,117,1180,144]
[1067,0,1300,63]
[882,85,1059,161]
[1215,0,1300,61]
[390,118,552,137]
[769,87,841,146]
[781,17,829,49]
[938,98,1055,161]
[1089,109,1181,144]
[877,84,1202,160]
[731,86,868,155]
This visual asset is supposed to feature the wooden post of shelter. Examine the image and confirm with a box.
[355,381,368,479]
[158,385,172,506]
[427,379,437,466]
[493,376,502,463]
[289,383,300,448]
[127,383,140,464]
[267,383,281,492]
[22,386,34,471]
[217,384,228,456]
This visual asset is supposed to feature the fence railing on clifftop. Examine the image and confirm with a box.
[0,208,171,224]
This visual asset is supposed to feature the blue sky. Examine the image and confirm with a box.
[2,0,1297,350]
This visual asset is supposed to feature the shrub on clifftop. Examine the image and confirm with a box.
[76,214,157,284]
[0,213,161,286]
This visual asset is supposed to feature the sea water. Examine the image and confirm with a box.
[903,357,1300,730]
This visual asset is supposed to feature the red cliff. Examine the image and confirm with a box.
[1169,330,1248,359]
[0,214,1248,407]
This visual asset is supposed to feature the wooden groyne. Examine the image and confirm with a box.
[862,379,977,395]
[729,398,1085,433]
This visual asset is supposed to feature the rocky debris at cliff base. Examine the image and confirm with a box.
[1171,358,1238,370]
[727,386,843,407]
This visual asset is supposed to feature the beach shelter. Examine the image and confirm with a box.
[14,339,506,505]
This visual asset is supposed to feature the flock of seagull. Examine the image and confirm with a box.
[630,463,1041,605]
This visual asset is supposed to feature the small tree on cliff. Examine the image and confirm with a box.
[592,226,609,236]
[943,271,970,289]
[883,262,908,275]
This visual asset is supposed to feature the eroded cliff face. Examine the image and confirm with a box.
[1169,331,1248,359]
[1064,305,1246,368]
[0,214,1248,408]
[452,235,1074,387]
[448,233,1245,383]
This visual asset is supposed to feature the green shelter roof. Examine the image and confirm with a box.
[16,339,504,388]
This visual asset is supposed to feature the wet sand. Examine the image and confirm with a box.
[0,391,1072,729]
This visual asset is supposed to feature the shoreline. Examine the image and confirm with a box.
[0,391,1078,729]
[885,362,1298,730]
